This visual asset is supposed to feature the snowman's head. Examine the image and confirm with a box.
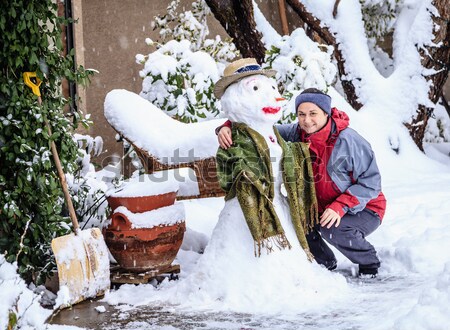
[220,74,284,127]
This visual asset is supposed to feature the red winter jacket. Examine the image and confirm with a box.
[278,108,386,220]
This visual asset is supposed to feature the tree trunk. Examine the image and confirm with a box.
[204,0,266,64]
[406,0,450,150]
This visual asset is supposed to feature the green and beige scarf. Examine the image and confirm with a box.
[216,123,318,260]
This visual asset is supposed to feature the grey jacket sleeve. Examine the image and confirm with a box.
[275,123,301,142]
[328,128,382,215]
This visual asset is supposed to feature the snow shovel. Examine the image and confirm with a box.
[23,72,110,306]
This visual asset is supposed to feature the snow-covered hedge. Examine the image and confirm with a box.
[0,0,94,284]
[137,0,238,123]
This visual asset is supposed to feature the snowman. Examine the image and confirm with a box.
[213,58,317,260]
[166,59,348,311]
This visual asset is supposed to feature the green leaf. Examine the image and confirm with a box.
[8,311,17,329]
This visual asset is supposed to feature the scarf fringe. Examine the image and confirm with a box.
[254,234,292,257]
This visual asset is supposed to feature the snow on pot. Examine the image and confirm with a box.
[106,173,179,213]
[105,175,185,272]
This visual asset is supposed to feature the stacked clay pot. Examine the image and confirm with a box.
[105,189,185,272]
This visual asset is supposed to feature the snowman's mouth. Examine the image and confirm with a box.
[262,106,281,114]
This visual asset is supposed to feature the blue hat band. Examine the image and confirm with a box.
[235,64,262,74]
[295,92,331,116]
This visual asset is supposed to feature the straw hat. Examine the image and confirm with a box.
[213,58,277,99]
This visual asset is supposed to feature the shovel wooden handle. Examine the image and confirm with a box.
[24,72,80,233]
[43,105,80,233]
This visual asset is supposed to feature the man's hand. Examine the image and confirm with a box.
[320,208,341,229]
[218,126,233,149]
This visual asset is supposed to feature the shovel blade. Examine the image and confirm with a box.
[51,228,110,306]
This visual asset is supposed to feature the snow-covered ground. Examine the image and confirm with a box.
[97,166,450,330]
[1,0,449,328]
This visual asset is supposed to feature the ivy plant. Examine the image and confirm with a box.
[0,1,93,283]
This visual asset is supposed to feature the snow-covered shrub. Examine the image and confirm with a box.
[265,29,337,122]
[137,41,222,122]
[152,0,238,63]
[69,134,110,229]
[137,0,239,123]
[0,254,51,330]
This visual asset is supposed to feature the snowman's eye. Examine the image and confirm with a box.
[272,86,276,90]
[253,86,258,91]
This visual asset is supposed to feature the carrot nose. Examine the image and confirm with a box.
[275,97,285,102]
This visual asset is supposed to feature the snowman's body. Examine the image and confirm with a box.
[174,75,347,311]
[189,75,317,296]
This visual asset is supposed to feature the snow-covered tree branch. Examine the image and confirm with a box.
[206,0,450,150]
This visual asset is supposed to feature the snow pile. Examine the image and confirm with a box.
[114,203,185,229]
[0,255,52,330]
[107,173,180,198]
[180,227,209,254]
[104,89,223,164]
[395,263,450,329]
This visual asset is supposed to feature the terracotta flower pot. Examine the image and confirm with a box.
[104,209,185,272]
[107,191,177,213]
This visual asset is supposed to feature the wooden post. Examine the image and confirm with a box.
[278,0,289,36]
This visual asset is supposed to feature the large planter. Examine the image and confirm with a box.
[104,187,186,272]
[105,195,185,273]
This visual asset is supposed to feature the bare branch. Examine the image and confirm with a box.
[333,0,341,18]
